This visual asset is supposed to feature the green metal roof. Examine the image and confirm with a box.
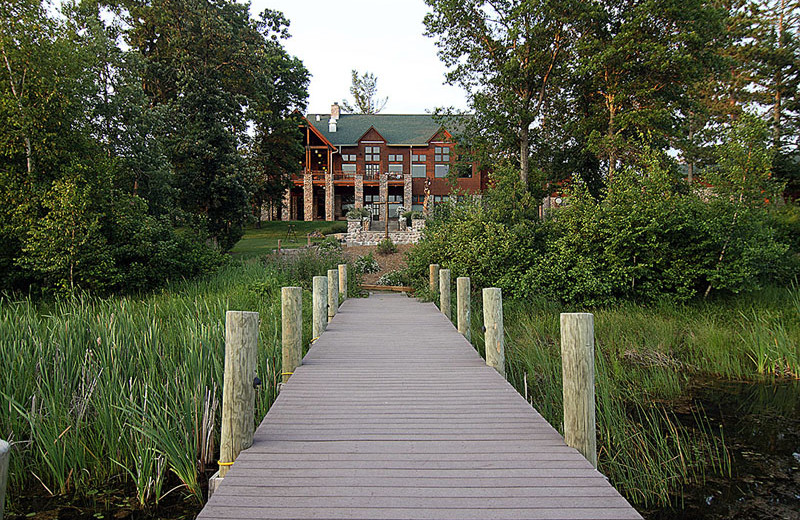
[305,114,461,147]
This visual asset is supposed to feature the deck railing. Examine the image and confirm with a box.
[293,170,407,181]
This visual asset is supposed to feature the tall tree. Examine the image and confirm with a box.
[341,69,388,114]
[424,0,582,186]
[573,0,724,179]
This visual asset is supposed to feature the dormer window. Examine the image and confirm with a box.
[435,146,450,162]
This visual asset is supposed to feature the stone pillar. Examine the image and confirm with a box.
[403,173,412,212]
[355,174,364,209]
[325,172,334,221]
[282,188,291,221]
[379,173,388,222]
[303,173,313,221]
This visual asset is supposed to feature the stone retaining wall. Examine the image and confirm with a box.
[345,219,425,246]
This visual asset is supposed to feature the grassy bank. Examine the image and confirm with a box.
[0,243,358,512]
[231,221,346,258]
[446,285,798,508]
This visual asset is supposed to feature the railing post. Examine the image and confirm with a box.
[327,269,339,321]
[560,313,597,468]
[338,264,348,300]
[282,288,303,386]
[439,269,451,320]
[0,439,8,520]
[219,311,259,479]
[429,264,439,293]
[277,239,281,254]
[312,276,328,339]
[483,288,504,377]
[457,277,471,341]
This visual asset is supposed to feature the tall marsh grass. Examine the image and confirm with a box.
[1,246,358,509]
[465,286,800,507]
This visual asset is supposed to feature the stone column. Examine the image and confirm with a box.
[379,173,388,222]
[282,188,291,221]
[303,173,313,221]
[403,173,412,213]
[325,172,334,221]
[355,174,364,209]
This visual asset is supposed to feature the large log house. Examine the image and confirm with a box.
[282,103,487,221]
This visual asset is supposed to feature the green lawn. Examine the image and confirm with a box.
[231,221,347,257]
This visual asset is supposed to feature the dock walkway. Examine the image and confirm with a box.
[198,293,642,520]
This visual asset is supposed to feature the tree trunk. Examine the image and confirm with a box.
[607,104,616,180]
[520,123,529,187]
[773,0,786,149]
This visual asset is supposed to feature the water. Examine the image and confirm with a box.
[647,378,800,519]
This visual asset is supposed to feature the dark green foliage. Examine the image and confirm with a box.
[408,121,794,306]
[0,0,307,296]
[376,238,398,255]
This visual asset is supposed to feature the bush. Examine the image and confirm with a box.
[327,222,347,234]
[376,237,397,255]
[354,252,380,274]
[346,207,371,220]
[377,269,410,286]
[317,235,342,255]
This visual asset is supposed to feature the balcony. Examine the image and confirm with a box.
[292,170,408,182]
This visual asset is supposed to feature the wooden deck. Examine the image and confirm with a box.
[198,293,642,520]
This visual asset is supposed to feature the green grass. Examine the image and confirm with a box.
[1,242,360,511]
[231,221,347,258]
[431,285,799,508]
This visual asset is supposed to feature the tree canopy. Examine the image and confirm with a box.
[341,69,388,114]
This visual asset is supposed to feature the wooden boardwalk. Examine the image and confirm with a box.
[198,293,642,520]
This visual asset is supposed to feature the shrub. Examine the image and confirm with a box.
[346,207,371,220]
[317,235,342,255]
[327,222,347,234]
[377,269,410,286]
[376,237,397,255]
[353,252,380,274]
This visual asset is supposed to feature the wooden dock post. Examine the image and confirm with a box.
[277,239,281,253]
[219,311,259,479]
[0,439,8,520]
[457,277,471,341]
[560,312,597,468]
[439,269,451,320]
[327,269,339,321]
[483,288,504,377]
[282,288,303,385]
[312,276,327,339]
[429,264,439,292]
[338,264,347,300]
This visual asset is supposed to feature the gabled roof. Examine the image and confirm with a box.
[304,114,463,146]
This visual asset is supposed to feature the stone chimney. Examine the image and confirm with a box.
[331,102,340,121]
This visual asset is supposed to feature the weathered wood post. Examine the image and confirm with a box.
[439,269,451,320]
[560,313,597,468]
[457,277,471,341]
[307,235,311,246]
[312,276,327,339]
[429,264,439,292]
[277,239,281,253]
[219,311,259,479]
[327,269,339,321]
[338,264,348,300]
[0,439,8,520]
[282,287,302,385]
[483,288,504,377]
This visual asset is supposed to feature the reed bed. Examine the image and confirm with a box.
[462,286,800,508]
[1,247,356,510]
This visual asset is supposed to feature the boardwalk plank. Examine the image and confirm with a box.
[198,293,642,520]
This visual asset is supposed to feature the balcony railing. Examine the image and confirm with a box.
[294,170,408,181]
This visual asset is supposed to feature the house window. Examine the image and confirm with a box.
[388,164,403,173]
[434,164,449,178]
[365,146,380,162]
[434,146,450,162]
[411,164,426,178]
[434,195,449,204]
[388,154,403,162]
[411,154,426,161]
[342,154,356,161]
[342,164,356,173]
[365,163,379,178]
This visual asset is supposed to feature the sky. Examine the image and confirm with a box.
[248,0,470,115]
